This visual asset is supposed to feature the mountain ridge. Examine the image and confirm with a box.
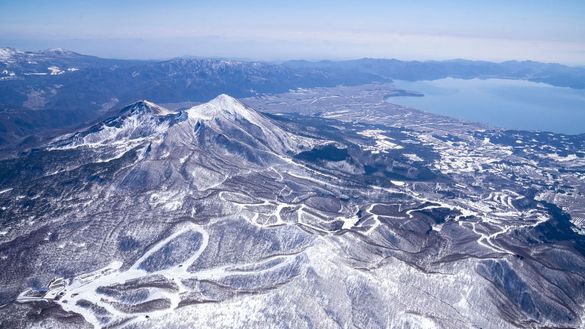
[2,47,585,152]
[48,94,318,171]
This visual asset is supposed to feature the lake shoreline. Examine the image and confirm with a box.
[385,78,585,135]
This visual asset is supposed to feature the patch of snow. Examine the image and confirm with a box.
[0,188,12,195]
[48,66,63,75]
[547,153,578,162]
[340,215,360,230]
[358,129,403,153]
[1,69,16,76]
[310,95,340,104]
[404,153,423,162]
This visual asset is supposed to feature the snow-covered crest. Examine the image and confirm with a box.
[186,94,317,154]
[128,100,172,116]
[48,95,317,155]
[0,47,24,62]
[187,94,261,123]
[49,100,175,150]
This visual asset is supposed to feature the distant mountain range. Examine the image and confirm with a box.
[1,47,584,152]
[285,58,585,89]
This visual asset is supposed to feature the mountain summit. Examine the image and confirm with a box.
[51,94,315,158]
[123,100,173,116]
[188,94,254,121]
[186,94,312,155]
[45,94,319,196]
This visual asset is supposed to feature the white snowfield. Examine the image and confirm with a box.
[48,66,63,75]
[18,224,212,328]
[358,129,403,153]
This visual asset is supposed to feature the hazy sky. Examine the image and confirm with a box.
[1,0,584,64]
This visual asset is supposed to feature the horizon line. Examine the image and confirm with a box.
[2,45,583,68]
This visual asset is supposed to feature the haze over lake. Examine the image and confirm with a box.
[387,78,585,135]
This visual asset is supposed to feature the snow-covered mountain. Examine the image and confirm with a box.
[0,47,25,63]
[185,94,314,155]
[1,91,585,329]
[0,47,88,74]
[50,95,317,166]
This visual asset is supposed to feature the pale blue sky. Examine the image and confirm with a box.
[1,0,584,64]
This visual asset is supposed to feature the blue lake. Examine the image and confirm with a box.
[386,78,585,135]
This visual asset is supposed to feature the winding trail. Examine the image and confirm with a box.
[18,223,209,328]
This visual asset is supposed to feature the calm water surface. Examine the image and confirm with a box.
[387,78,585,134]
